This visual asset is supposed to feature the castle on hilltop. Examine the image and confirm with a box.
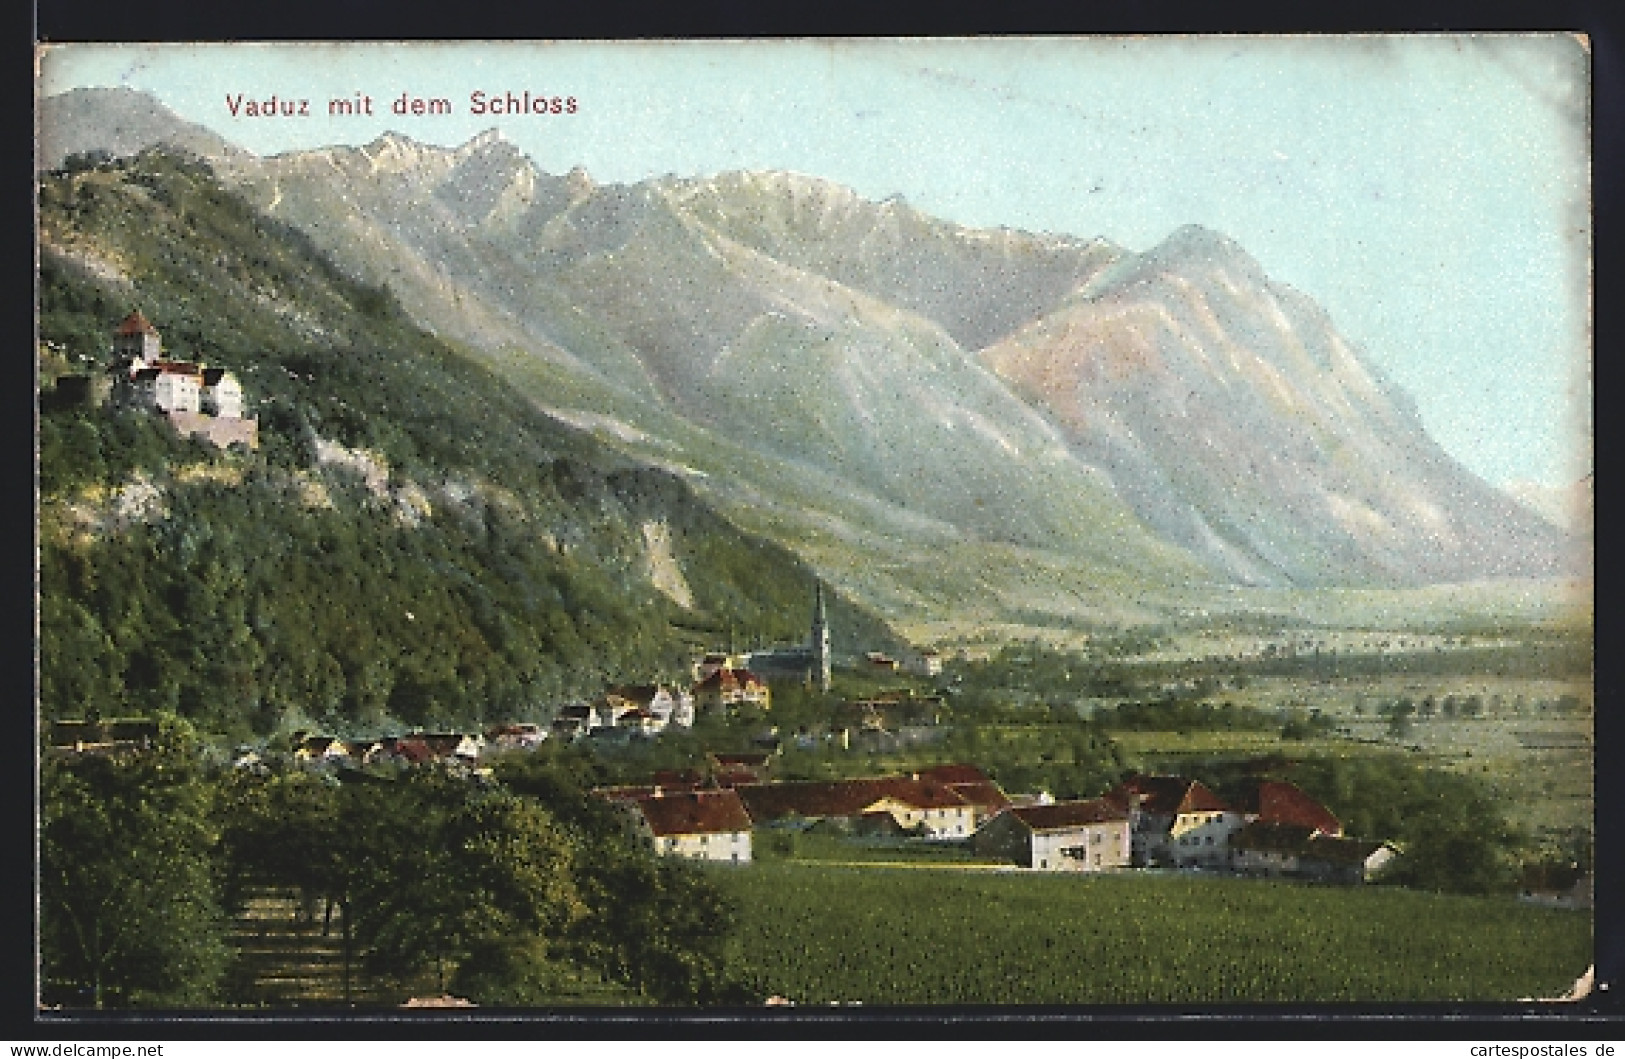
[104,310,258,450]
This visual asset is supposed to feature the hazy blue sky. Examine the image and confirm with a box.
[39,37,1591,490]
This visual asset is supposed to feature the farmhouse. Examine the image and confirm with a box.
[972,799,1131,872]
[485,722,547,752]
[293,734,353,765]
[735,776,975,839]
[692,667,771,715]
[1103,773,1246,868]
[1230,821,1396,884]
[613,788,754,863]
[912,763,1012,827]
[1234,779,1343,836]
[602,684,694,731]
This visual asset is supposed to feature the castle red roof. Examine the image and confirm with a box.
[1004,799,1129,832]
[633,789,753,837]
[116,310,158,336]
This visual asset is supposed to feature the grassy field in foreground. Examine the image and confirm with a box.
[713,863,1591,1005]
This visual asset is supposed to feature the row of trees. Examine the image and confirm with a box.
[40,719,753,1008]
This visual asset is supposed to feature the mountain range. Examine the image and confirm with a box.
[37,87,1581,635]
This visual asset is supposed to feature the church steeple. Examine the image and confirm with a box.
[810,583,831,693]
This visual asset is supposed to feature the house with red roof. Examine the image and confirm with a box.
[650,769,706,792]
[912,764,1012,828]
[692,667,771,715]
[617,789,754,863]
[1234,780,1343,836]
[735,776,975,839]
[602,684,694,731]
[1230,821,1396,883]
[1102,773,1246,868]
[972,799,1132,872]
[485,722,547,752]
[293,734,353,766]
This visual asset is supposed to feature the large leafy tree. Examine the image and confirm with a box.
[493,751,755,1004]
[39,719,231,1008]
[343,770,585,993]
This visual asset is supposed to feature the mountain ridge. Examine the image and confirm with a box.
[36,87,1580,632]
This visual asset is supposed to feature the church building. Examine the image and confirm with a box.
[735,584,833,692]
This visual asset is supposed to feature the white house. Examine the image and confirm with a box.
[1103,774,1246,868]
[734,776,975,840]
[601,684,694,733]
[906,650,944,677]
[692,667,771,714]
[972,800,1132,872]
[619,789,754,864]
[1231,822,1397,884]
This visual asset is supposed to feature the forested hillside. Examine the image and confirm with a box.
[37,149,898,740]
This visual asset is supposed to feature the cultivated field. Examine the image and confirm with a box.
[714,863,1593,1005]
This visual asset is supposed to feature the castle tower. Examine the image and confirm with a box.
[810,583,831,693]
[112,310,161,365]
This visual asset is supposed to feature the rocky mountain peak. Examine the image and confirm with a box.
[37,86,246,171]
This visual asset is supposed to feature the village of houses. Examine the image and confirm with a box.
[277,724,1393,886]
[48,638,1397,888]
[48,311,1398,889]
